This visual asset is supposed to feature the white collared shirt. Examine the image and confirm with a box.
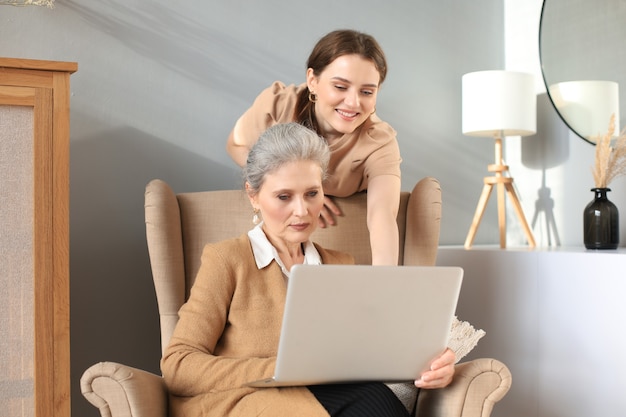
[248,223,322,280]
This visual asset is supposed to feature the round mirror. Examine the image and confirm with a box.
[539,0,626,145]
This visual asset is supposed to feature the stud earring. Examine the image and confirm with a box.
[308,92,317,103]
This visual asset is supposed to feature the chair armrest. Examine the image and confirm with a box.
[415,358,512,417]
[80,362,168,417]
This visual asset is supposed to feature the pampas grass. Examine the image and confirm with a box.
[591,113,626,188]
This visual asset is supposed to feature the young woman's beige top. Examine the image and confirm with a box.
[161,233,354,417]
[235,81,402,197]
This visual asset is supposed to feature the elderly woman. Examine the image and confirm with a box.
[162,123,455,417]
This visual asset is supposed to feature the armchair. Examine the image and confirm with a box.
[81,177,511,417]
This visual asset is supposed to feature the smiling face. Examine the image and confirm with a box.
[248,159,325,250]
[307,54,381,142]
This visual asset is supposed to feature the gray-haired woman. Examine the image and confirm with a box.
[163,123,455,417]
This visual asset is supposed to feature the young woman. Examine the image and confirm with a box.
[166,123,455,417]
[226,30,402,266]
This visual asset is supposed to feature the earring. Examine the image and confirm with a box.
[252,209,260,225]
[308,91,317,103]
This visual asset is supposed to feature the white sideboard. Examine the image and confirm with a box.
[437,246,626,417]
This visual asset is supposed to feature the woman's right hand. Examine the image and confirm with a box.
[318,196,342,228]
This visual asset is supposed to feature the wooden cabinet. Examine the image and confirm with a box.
[0,58,77,417]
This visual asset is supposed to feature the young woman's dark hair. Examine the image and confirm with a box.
[295,30,388,133]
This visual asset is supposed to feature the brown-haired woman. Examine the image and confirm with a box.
[227,29,402,266]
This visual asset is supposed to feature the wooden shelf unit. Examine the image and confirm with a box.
[0,57,77,417]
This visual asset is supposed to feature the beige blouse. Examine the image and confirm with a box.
[234,81,402,197]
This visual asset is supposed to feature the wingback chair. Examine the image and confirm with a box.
[81,177,512,417]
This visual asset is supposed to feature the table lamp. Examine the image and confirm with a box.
[548,80,620,142]
[462,70,537,249]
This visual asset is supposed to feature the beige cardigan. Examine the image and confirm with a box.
[161,233,354,417]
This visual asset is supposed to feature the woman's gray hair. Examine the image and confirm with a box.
[243,122,330,194]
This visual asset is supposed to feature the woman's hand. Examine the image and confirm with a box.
[317,196,342,228]
[414,348,455,389]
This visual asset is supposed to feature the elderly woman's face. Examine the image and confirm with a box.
[250,160,325,246]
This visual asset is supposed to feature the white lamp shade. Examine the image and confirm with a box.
[462,70,537,137]
[548,80,619,140]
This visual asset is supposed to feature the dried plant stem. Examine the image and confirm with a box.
[591,113,626,188]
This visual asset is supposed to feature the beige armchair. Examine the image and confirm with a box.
[81,177,512,417]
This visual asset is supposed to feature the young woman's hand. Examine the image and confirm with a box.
[318,196,342,228]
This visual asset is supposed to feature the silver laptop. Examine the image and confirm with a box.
[245,264,463,388]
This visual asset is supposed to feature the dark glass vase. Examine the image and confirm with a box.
[583,188,619,249]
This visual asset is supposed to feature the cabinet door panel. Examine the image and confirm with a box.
[0,99,36,417]
[0,68,68,417]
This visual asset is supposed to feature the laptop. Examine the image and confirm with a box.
[245,264,463,388]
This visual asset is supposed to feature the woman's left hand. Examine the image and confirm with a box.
[414,348,456,389]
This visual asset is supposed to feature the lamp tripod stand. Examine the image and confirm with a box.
[464,135,536,249]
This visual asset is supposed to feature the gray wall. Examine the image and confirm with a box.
[2,1,504,416]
